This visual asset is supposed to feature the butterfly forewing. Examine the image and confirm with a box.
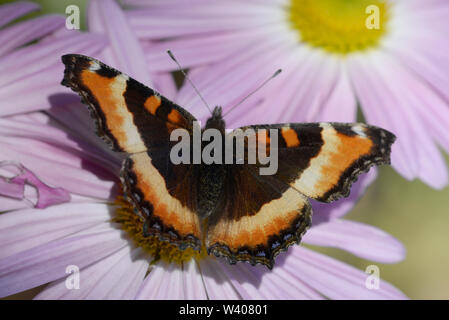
[61,54,202,250]
[236,122,395,202]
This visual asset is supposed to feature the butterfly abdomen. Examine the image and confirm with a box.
[197,163,226,220]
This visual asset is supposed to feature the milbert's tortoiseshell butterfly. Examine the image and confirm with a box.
[61,54,395,269]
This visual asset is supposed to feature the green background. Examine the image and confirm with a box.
[1,0,448,299]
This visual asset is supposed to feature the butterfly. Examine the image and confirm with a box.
[61,54,395,269]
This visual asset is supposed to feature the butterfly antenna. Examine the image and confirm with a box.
[167,50,213,115]
[223,69,282,118]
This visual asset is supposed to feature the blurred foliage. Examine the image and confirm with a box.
[1,0,448,299]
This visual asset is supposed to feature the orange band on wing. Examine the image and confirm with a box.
[130,153,201,238]
[207,189,307,249]
[315,132,373,193]
[206,187,311,268]
[281,128,300,147]
[80,69,146,153]
[144,95,162,115]
[167,109,187,127]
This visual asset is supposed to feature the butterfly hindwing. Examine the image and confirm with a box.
[61,54,202,250]
[206,164,311,269]
[122,152,202,250]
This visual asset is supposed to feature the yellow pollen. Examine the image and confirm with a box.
[113,197,207,265]
[288,0,389,54]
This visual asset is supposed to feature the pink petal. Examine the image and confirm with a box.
[367,52,449,189]
[135,259,208,300]
[0,202,113,260]
[88,0,152,85]
[84,248,148,299]
[197,258,242,300]
[135,261,186,300]
[286,247,407,299]
[0,111,121,170]
[313,63,357,123]
[35,245,136,299]
[0,162,70,209]
[0,172,39,211]
[0,115,118,200]
[347,54,419,180]
[176,29,295,124]
[182,259,208,300]
[0,1,39,28]
[385,34,449,105]
[0,32,106,87]
[176,26,291,102]
[0,163,24,198]
[279,51,340,123]
[0,141,117,200]
[0,32,107,116]
[127,4,283,39]
[124,0,216,8]
[0,223,128,298]
[143,25,281,72]
[45,103,123,166]
[303,220,406,264]
[218,258,323,299]
[0,15,65,56]
[351,52,448,189]
[223,46,314,127]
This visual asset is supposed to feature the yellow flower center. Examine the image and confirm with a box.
[288,0,389,54]
[113,197,207,265]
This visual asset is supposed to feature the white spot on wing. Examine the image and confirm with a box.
[352,125,367,138]
[88,61,101,71]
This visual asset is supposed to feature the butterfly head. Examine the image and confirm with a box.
[205,106,226,133]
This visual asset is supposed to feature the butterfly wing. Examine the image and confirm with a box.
[206,163,312,269]
[122,152,202,250]
[241,122,396,202]
[206,122,395,268]
[61,54,195,152]
[61,54,202,250]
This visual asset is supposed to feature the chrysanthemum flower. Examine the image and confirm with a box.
[0,1,108,118]
[0,110,407,299]
[124,0,449,189]
[0,0,406,299]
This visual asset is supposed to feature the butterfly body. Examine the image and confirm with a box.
[197,106,227,219]
[61,54,396,269]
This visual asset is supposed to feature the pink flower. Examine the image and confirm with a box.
[0,1,107,117]
[0,0,406,299]
[124,0,449,189]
